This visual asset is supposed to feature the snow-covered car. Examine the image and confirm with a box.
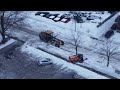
[61,18,71,23]
[35,12,43,16]
[53,17,61,22]
[53,15,66,22]
[35,12,49,17]
[87,15,101,20]
[49,15,55,19]
[49,14,59,19]
[62,13,73,18]
[40,12,50,17]
[45,14,53,18]
[69,11,78,14]
[38,58,53,66]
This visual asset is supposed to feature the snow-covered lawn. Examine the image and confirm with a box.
[21,44,109,79]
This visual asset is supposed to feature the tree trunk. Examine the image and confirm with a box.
[75,46,78,55]
[0,31,5,43]
[107,57,110,67]
[0,12,6,44]
[75,21,76,32]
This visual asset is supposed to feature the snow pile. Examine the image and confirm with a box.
[21,44,109,79]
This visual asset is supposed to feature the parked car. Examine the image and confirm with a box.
[45,13,53,18]
[87,15,101,20]
[62,13,73,18]
[35,12,43,16]
[61,17,71,23]
[53,15,66,22]
[105,30,114,38]
[115,15,120,22]
[111,23,117,30]
[74,15,84,23]
[80,13,86,17]
[69,11,78,14]
[64,18,71,23]
[41,12,50,17]
[38,58,53,66]
[53,17,61,22]
[115,15,120,30]
[49,14,59,20]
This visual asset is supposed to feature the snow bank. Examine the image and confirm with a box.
[21,44,109,79]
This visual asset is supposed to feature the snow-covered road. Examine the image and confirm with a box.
[21,44,109,79]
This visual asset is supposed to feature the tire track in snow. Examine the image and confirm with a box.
[37,47,116,79]
[12,26,118,79]
[11,22,119,78]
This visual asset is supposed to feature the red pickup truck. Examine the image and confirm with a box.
[68,54,84,63]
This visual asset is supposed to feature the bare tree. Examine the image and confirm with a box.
[70,23,82,55]
[0,11,27,44]
[101,39,120,67]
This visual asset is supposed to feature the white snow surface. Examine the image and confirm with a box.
[24,37,120,78]
[25,11,112,49]
[20,11,120,78]
[97,12,120,38]
[21,44,109,79]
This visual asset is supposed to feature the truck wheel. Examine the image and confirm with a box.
[61,41,64,45]
[79,59,84,63]
[55,44,60,48]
